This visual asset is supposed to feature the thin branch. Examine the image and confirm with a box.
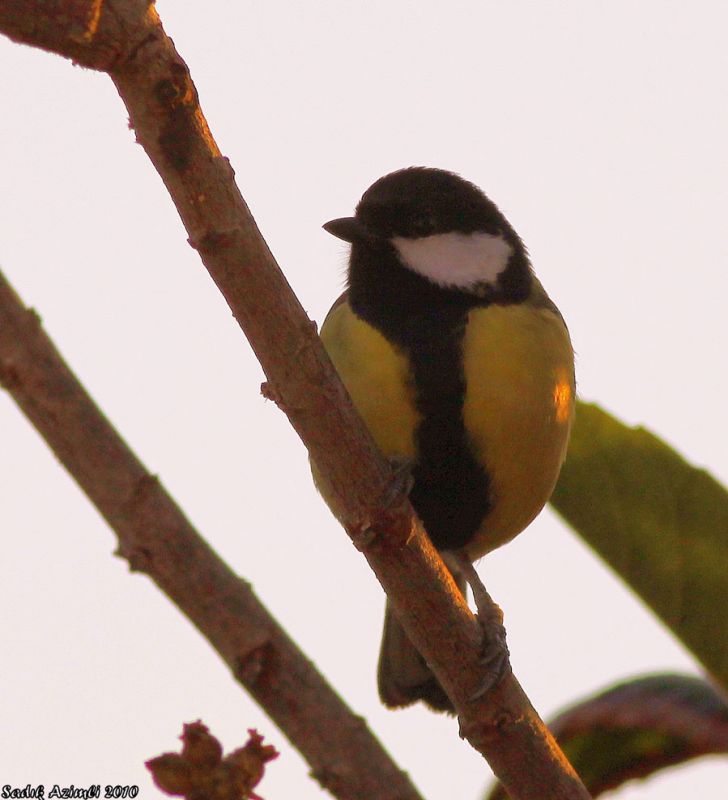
[0,270,422,800]
[1,3,592,798]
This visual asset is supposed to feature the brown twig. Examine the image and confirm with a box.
[1,3,592,798]
[0,270,421,800]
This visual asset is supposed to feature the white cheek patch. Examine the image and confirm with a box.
[392,231,512,289]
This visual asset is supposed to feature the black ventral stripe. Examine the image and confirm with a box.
[406,309,492,551]
[348,243,494,551]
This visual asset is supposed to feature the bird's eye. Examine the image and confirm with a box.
[410,213,436,236]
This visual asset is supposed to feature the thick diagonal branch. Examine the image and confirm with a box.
[1,3,591,798]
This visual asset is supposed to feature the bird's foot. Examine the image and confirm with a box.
[471,608,511,700]
[351,456,415,551]
[448,551,512,700]
[382,455,415,508]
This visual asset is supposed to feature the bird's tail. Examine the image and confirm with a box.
[377,571,467,713]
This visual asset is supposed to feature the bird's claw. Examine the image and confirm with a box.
[381,455,415,509]
[469,613,511,701]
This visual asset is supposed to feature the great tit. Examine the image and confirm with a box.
[316,167,575,712]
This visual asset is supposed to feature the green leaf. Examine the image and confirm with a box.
[484,673,728,799]
[550,402,728,689]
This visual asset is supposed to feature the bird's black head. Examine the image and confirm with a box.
[324,167,523,243]
[357,167,517,240]
[324,167,531,317]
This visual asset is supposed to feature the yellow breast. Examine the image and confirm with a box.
[462,303,574,557]
[317,295,574,557]
[320,299,421,460]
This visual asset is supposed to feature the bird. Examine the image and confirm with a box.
[315,167,575,712]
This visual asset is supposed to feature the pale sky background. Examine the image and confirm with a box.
[2,2,728,798]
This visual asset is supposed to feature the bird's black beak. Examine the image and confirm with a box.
[323,216,373,244]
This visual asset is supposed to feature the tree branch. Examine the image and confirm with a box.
[0,269,421,800]
[1,3,592,798]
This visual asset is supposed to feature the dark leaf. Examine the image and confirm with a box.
[550,402,728,690]
[486,673,728,799]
